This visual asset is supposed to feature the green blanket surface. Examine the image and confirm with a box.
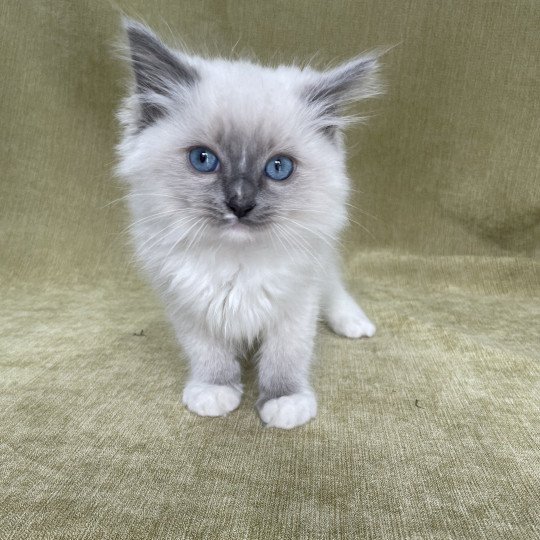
[1,1,538,538]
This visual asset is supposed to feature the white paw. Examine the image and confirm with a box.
[326,298,376,339]
[259,392,317,429]
[329,312,376,339]
[182,382,242,417]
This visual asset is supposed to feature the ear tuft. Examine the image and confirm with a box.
[304,50,384,133]
[121,18,199,129]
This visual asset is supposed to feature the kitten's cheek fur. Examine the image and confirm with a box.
[182,382,243,417]
[258,392,317,429]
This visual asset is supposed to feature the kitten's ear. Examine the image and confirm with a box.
[304,52,382,132]
[122,18,199,128]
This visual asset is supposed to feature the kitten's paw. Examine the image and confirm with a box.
[326,302,376,339]
[330,313,376,339]
[258,392,317,429]
[182,382,242,417]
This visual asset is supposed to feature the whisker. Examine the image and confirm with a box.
[271,223,296,262]
[276,223,325,272]
[122,211,178,233]
[282,205,377,223]
[102,192,191,209]
[343,202,380,221]
[156,217,208,286]
[121,208,200,234]
[160,216,205,261]
[101,193,135,208]
[131,215,200,264]
[184,218,208,253]
[277,215,344,250]
[346,217,376,239]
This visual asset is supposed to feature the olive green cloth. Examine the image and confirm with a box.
[1,1,539,539]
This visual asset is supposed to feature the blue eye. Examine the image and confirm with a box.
[189,147,219,173]
[264,155,294,181]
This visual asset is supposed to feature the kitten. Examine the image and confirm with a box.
[116,19,379,429]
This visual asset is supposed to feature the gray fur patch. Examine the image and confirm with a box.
[124,20,199,128]
[306,57,377,106]
[256,382,303,408]
[304,55,379,134]
[214,129,278,224]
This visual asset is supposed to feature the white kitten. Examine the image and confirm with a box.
[116,20,379,429]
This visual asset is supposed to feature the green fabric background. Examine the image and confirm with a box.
[1,1,539,538]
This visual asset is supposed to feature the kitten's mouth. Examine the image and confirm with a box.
[220,213,268,230]
[216,213,269,241]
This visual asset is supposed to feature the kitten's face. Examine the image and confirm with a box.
[117,21,380,246]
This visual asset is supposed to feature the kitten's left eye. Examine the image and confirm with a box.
[264,155,294,181]
[189,147,219,173]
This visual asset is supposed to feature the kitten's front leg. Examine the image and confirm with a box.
[257,297,319,429]
[175,323,242,417]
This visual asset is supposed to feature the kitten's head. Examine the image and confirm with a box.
[116,19,381,248]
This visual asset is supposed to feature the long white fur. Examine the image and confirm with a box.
[116,20,378,429]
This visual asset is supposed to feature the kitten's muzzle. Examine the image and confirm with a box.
[226,196,256,219]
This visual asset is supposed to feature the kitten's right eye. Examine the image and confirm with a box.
[189,147,219,173]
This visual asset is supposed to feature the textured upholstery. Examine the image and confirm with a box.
[1,1,538,538]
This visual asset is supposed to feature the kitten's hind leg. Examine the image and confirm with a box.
[322,258,376,339]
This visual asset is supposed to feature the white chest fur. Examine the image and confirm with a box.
[154,243,315,343]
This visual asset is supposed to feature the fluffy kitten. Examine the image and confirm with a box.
[116,19,379,429]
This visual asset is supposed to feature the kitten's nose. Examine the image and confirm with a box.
[226,197,256,218]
